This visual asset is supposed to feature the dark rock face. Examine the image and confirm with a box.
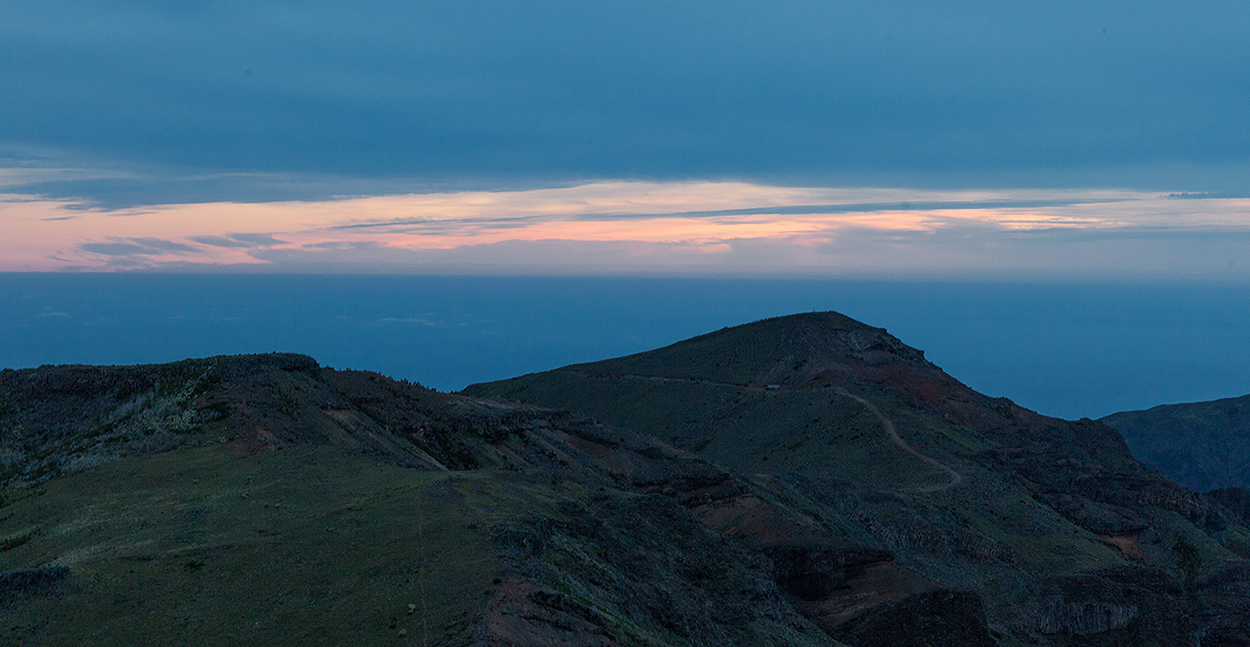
[835,589,996,647]
[482,579,625,647]
[1205,627,1250,647]
[1101,393,1250,492]
[1033,599,1138,636]
[1016,568,1196,646]
[765,542,895,602]
[0,567,69,596]
[1209,487,1250,518]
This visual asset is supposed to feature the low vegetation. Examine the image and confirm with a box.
[2,312,1249,645]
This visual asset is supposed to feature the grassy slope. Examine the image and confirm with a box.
[0,444,499,647]
[5,313,1250,645]
[469,370,953,491]
[0,443,841,647]
[0,354,843,647]
[555,312,866,387]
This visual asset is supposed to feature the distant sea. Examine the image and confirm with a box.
[2,273,1248,420]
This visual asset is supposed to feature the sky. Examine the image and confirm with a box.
[2,0,1249,276]
[4,1,1250,418]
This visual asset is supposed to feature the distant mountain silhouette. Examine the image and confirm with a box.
[1103,394,1250,492]
[2,312,1249,645]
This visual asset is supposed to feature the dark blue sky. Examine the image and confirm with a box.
[3,0,1249,205]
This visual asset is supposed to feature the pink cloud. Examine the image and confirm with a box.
[3,182,1249,277]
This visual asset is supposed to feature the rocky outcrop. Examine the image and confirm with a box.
[835,589,996,647]
[1032,599,1138,636]
[481,579,625,647]
[0,567,69,597]
[764,541,896,602]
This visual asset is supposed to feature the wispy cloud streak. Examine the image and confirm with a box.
[2,182,1249,277]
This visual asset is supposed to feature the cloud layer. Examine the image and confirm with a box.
[2,0,1249,205]
[5,182,1249,278]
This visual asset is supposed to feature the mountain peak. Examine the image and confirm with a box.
[462,311,1250,644]
[464,310,1136,485]
[560,310,928,389]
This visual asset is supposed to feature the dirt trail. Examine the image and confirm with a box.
[559,370,749,390]
[834,387,961,492]
[558,370,962,493]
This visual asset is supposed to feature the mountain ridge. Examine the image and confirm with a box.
[1103,393,1250,493]
[2,312,1250,645]
[466,311,1250,645]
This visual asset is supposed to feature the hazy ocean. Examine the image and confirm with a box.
[2,273,1248,420]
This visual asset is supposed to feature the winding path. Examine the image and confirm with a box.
[834,387,962,492]
[557,369,962,493]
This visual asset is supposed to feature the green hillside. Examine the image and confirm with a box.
[0,354,840,647]
[4,313,1250,646]
[1,445,496,646]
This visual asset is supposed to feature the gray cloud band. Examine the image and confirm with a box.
[3,1,1249,205]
